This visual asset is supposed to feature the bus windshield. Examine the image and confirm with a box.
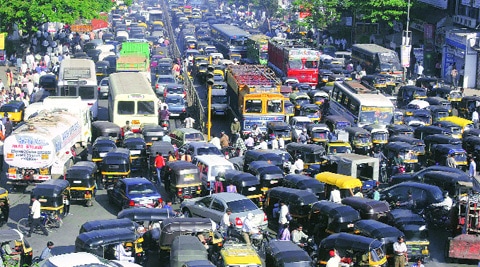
[378,52,402,72]
[359,107,393,125]
[245,100,262,113]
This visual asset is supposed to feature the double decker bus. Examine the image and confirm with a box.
[210,24,250,59]
[329,80,394,127]
[351,44,402,79]
[246,34,270,65]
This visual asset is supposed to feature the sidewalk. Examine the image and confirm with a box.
[464,87,480,97]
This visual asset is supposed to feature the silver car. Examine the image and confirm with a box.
[180,193,268,230]
[98,77,109,99]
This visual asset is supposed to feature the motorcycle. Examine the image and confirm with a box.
[159,119,170,131]
[296,237,318,261]
[424,205,452,230]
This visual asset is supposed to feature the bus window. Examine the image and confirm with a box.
[119,101,135,114]
[79,86,95,100]
[245,100,262,113]
[267,100,283,113]
[60,86,77,97]
[138,101,155,114]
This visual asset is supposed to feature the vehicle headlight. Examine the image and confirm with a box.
[419,225,426,231]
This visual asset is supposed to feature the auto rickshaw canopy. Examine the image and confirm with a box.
[315,172,362,189]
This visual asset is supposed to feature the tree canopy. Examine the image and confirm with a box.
[0,0,120,34]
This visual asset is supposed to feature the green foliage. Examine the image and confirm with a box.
[290,0,352,31]
[0,0,115,34]
[354,0,408,26]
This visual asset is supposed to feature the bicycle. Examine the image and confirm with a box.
[17,212,63,234]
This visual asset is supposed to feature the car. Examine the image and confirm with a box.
[164,83,186,99]
[380,182,444,210]
[390,165,467,184]
[289,116,312,141]
[170,128,206,148]
[38,252,141,267]
[155,74,178,96]
[180,192,268,230]
[179,142,222,157]
[107,177,162,209]
[164,94,187,119]
[98,77,109,99]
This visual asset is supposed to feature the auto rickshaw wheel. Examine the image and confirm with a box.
[86,199,93,207]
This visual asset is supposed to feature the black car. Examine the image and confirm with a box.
[107,177,162,209]
[380,182,443,210]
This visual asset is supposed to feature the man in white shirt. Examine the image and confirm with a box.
[293,157,304,174]
[210,134,221,150]
[329,187,342,203]
[472,110,479,129]
[393,236,408,267]
[28,196,49,237]
[114,243,134,262]
[242,213,257,245]
[470,157,477,179]
[184,116,195,128]
[432,192,453,210]
[278,201,289,228]
[255,138,268,150]
[220,208,232,235]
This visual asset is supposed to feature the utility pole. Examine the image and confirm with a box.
[400,0,412,82]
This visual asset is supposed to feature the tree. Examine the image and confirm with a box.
[354,0,408,26]
[0,0,116,35]
[290,0,352,33]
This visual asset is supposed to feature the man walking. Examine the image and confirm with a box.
[28,196,48,237]
[154,152,165,184]
[393,236,408,267]
[469,157,477,179]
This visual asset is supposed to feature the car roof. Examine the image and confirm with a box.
[42,252,107,266]
[195,155,234,164]
[120,177,152,185]
[211,192,251,202]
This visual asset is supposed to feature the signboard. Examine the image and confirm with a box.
[401,45,412,67]
[4,135,54,169]
[0,33,6,50]
[474,0,480,8]
[417,0,448,9]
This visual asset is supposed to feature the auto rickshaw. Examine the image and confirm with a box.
[0,229,33,267]
[386,209,429,260]
[284,100,295,118]
[383,142,419,173]
[308,201,361,239]
[299,104,321,122]
[265,240,313,267]
[405,99,430,116]
[283,174,325,199]
[425,96,452,114]
[31,179,70,219]
[429,105,450,123]
[325,141,353,155]
[95,60,110,82]
[247,161,284,195]
[414,125,451,140]
[266,121,292,143]
[393,111,404,125]
[314,172,363,199]
[308,90,329,106]
[397,86,427,109]
[159,218,219,252]
[439,116,474,133]
[91,121,122,143]
[307,123,330,147]
[404,109,432,127]
[429,87,462,104]
[325,115,352,133]
[388,136,426,164]
[211,241,262,267]
[424,134,461,156]
[223,170,262,205]
[353,220,404,262]
[345,127,372,155]
[66,161,98,206]
[422,171,471,198]
[148,141,175,177]
[170,235,209,267]
[317,233,387,267]
[416,77,441,92]
[141,124,166,147]
[341,197,390,221]
[91,137,117,168]
[363,125,389,150]
[0,188,9,227]
[264,187,318,230]
[360,75,385,92]
[458,95,480,118]
[290,92,310,114]
[75,228,145,265]
[79,218,137,234]
[387,124,414,138]
[0,101,25,125]
[163,161,202,203]
[435,120,463,139]
[123,134,147,171]
[286,143,325,170]
[117,207,177,228]
[243,150,284,172]
[427,144,468,170]
[100,148,131,190]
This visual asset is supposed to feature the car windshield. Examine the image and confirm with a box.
[158,77,175,83]
[197,147,222,155]
[211,165,233,177]
[185,133,205,142]
[227,199,258,213]
[166,97,184,105]
[128,183,156,195]
[455,152,467,162]
[294,121,311,130]
[312,131,328,139]
[167,87,184,94]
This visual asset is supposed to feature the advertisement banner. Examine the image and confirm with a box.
[0,33,6,50]
[401,45,412,67]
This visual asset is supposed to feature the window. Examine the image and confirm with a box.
[198,196,212,207]
[137,101,155,114]
[211,199,224,211]
[245,100,262,113]
[227,199,258,213]
[79,86,96,100]
[118,101,135,114]
[59,85,77,96]
[267,100,283,113]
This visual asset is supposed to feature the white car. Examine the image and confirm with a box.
[38,252,141,267]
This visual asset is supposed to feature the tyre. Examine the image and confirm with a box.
[183,208,192,217]
[17,218,30,234]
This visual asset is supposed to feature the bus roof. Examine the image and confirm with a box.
[59,59,96,81]
[211,24,250,39]
[109,72,154,96]
[352,44,395,54]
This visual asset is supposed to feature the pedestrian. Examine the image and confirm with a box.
[220,208,233,236]
[184,116,195,128]
[226,182,237,193]
[329,186,342,203]
[163,201,173,212]
[28,196,49,237]
[210,133,221,150]
[278,134,285,149]
[232,133,247,156]
[230,118,241,142]
[469,157,477,179]
[393,236,408,267]
[278,200,289,229]
[446,153,457,168]
[154,152,165,184]
[39,241,54,261]
[220,131,230,149]
[63,194,70,216]
[451,67,459,88]
[411,258,425,267]
[244,134,254,150]
[372,187,380,201]
[473,109,479,129]
[278,223,290,241]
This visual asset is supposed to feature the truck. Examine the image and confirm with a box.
[268,37,320,88]
[246,34,270,65]
[225,65,285,134]
[211,82,229,116]
[116,41,150,75]
[4,106,89,186]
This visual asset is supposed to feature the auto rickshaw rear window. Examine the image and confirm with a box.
[128,183,156,195]
[227,199,258,213]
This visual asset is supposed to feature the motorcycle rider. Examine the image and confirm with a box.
[159,106,170,122]
[291,224,309,247]
[373,147,387,162]
[242,213,258,245]
[251,124,262,138]
[393,153,405,174]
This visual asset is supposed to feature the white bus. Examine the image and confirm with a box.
[329,80,394,127]
[108,72,159,131]
[57,59,99,120]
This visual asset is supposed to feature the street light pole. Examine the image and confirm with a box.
[401,0,412,82]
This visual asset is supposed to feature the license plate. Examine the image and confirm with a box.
[73,180,82,184]
[151,137,159,141]
[185,174,194,181]
[99,152,107,157]
[130,150,141,155]
[132,120,140,125]
[248,187,256,191]
[270,180,278,184]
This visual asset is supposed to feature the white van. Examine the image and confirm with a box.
[193,155,234,193]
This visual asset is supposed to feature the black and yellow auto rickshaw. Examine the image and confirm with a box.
[223,170,262,205]
[158,218,219,252]
[388,136,426,164]
[290,92,311,114]
[427,144,468,170]
[243,150,285,173]
[425,96,452,114]
[307,124,330,147]
[91,121,122,143]
[283,174,325,200]
[424,134,461,157]
[0,229,33,267]
[265,240,313,267]
[341,197,390,221]
[264,187,318,230]
[266,121,292,143]
[148,141,175,177]
[79,218,137,234]
[397,86,427,109]
[95,60,111,82]
[435,120,463,139]
[308,201,361,240]
[416,77,441,92]
[414,125,451,140]
[284,100,295,118]
[299,104,322,123]
[383,142,419,173]
[66,161,98,206]
[247,161,284,195]
[170,235,209,267]
[429,105,450,123]
[308,90,329,106]
[142,124,167,147]
[363,125,389,150]
[458,95,480,118]
[345,127,372,155]
[326,141,353,155]
[422,171,471,198]
[325,115,352,133]
[387,124,414,138]
[0,101,25,125]
[91,137,117,168]
[318,233,387,267]
[0,188,9,227]
[286,143,326,170]
[404,109,432,127]
[75,228,145,265]
[117,207,177,228]
[123,134,147,171]
[163,161,202,203]
[429,87,462,105]
[31,179,70,219]
[100,148,131,190]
